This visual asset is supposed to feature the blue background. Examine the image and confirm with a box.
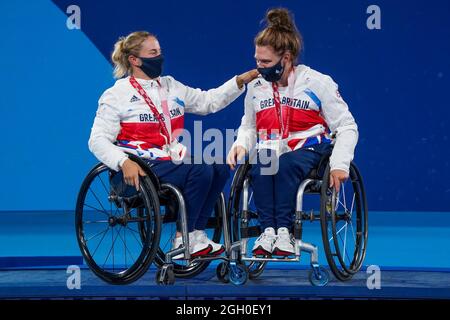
[0,0,449,212]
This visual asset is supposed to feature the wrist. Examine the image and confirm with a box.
[236,76,244,90]
[330,167,349,174]
[118,156,129,169]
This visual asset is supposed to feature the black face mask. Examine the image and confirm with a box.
[138,55,164,78]
[257,57,285,82]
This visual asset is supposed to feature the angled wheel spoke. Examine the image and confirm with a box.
[328,215,334,243]
[335,221,348,236]
[102,226,121,268]
[342,183,347,210]
[125,225,144,248]
[343,222,348,263]
[88,188,110,216]
[86,227,109,243]
[98,174,110,199]
[349,193,356,219]
[115,226,136,264]
[112,224,115,271]
[338,231,352,264]
[112,205,120,217]
[90,227,111,258]
[83,203,109,217]
[349,220,357,243]
[337,198,347,213]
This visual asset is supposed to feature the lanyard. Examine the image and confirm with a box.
[271,69,296,139]
[129,76,171,144]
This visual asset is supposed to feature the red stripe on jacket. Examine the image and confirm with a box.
[117,116,185,148]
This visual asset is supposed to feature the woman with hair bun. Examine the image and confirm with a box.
[227,8,359,257]
[89,31,259,258]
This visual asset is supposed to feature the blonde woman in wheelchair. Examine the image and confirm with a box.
[89,31,258,259]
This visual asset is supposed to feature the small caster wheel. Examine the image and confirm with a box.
[156,265,175,285]
[309,266,329,287]
[248,261,266,280]
[229,263,248,285]
[216,262,230,283]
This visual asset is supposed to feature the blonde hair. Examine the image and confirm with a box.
[111,31,155,78]
[255,8,303,62]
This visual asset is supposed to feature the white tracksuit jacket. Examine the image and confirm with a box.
[89,75,244,171]
[233,65,358,173]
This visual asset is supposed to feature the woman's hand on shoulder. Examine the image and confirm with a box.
[236,69,260,89]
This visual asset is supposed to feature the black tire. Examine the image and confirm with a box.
[153,194,225,278]
[228,163,267,279]
[75,163,161,285]
[248,261,267,279]
[216,262,230,283]
[320,162,368,281]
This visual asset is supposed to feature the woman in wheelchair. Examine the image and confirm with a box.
[227,8,359,257]
[89,31,258,258]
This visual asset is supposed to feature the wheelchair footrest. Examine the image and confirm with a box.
[243,256,300,263]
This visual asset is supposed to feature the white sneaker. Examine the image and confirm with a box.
[273,227,295,256]
[172,231,212,259]
[252,227,277,256]
[194,230,225,255]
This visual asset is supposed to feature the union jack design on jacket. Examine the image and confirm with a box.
[89,75,244,171]
[233,65,358,173]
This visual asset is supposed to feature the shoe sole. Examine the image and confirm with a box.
[172,245,214,260]
[272,247,295,257]
[191,245,213,257]
[252,246,272,256]
[272,248,295,257]
[209,246,225,256]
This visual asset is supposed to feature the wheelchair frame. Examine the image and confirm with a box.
[224,165,329,286]
[76,151,367,286]
[220,153,368,285]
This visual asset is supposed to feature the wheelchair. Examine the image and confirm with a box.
[75,153,230,285]
[216,149,368,286]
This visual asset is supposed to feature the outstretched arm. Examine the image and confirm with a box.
[175,70,259,115]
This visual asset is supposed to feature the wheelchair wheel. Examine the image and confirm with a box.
[216,262,230,283]
[229,163,267,279]
[229,262,248,285]
[75,163,161,285]
[320,162,368,281]
[153,194,225,278]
